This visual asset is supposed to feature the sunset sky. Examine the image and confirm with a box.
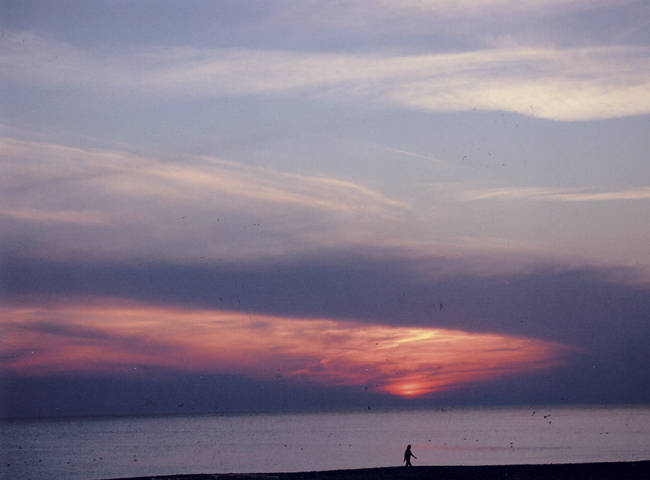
[2,0,650,418]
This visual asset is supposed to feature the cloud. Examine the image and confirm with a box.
[3,33,649,120]
[0,207,111,226]
[0,136,408,262]
[2,255,649,409]
[3,250,649,344]
[459,186,650,202]
[385,46,650,121]
[365,0,627,17]
[4,132,649,278]
[3,250,649,406]
[0,301,574,398]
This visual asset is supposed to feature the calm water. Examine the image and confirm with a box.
[2,406,649,480]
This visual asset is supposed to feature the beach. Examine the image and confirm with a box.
[104,460,650,480]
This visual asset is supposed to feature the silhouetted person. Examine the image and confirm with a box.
[404,444,416,467]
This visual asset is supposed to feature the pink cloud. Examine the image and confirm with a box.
[1,299,575,398]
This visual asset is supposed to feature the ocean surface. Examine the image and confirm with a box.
[2,406,650,480]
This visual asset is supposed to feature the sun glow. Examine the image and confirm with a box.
[1,300,573,398]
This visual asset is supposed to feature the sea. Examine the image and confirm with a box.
[2,405,649,480]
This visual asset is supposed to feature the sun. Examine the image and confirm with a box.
[386,382,432,398]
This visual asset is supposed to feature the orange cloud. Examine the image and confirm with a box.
[0,300,573,397]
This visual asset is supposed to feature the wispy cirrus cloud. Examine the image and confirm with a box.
[0,137,405,211]
[361,0,632,16]
[0,136,408,261]
[3,32,649,121]
[460,186,650,202]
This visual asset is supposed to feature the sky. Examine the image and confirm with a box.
[1,0,650,418]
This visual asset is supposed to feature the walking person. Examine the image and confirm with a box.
[404,444,416,467]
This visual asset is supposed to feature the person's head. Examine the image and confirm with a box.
[407,445,411,449]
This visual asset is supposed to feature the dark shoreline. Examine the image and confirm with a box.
[103,460,650,480]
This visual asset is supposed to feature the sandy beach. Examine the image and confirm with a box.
[103,460,650,480]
